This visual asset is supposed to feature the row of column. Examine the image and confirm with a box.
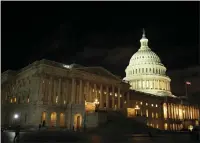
[40,78,65,104]
[128,68,165,75]
[131,79,170,91]
[163,103,200,120]
[39,77,130,109]
[72,79,130,109]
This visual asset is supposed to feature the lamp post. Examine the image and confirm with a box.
[185,81,191,98]
[94,99,100,112]
[13,114,19,125]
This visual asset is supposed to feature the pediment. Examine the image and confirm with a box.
[76,66,121,81]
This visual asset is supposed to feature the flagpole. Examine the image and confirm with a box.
[185,83,188,98]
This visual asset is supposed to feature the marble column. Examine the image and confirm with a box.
[53,79,57,104]
[100,84,103,108]
[112,85,115,109]
[106,86,109,108]
[79,80,83,104]
[71,78,75,104]
[86,82,89,102]
[89,84,92,102]
[66,80,69,104]
[117,87,120,109]
[58,78,61,104]
[94,84,97,99]
[48,77,52,104]
[38,79,43,103]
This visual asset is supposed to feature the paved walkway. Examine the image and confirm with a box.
[2,130,200,143]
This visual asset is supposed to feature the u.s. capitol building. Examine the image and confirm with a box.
[1,31,199,131]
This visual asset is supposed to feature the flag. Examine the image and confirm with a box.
[185,81,191,85]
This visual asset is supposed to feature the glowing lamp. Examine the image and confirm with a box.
[14,114,19,119]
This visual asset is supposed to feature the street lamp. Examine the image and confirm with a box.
[13,113,19,125]
[94,99,100,112]
[14,114,19,119]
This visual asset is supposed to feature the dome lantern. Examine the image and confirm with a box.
[139,28,150,50]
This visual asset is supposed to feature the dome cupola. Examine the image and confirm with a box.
[123,29,172,97]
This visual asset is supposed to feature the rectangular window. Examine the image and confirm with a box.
[156,113,158,118]
[152,112,154,118]
[146,109,148,117]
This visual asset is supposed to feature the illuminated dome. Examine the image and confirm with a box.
[123,29,173,97]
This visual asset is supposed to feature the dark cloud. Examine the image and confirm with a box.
[103,46,137,66]
[77,47,108,59]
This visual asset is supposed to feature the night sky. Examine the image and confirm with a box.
[2,2,199,77]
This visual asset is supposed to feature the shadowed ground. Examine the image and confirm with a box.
[2,131,198,143]
[2,111,199,143]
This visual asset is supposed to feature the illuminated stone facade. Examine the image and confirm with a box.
[127,91,200,131]
[124,30,172,97]
[1,59,130,130]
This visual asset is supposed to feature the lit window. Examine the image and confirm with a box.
[14,97,16,103]
[146,109,148,117]
[152,112,154,118]
[156,124,159,128]
[120,95,122,98]
[156,113,159,118]
[64,100,66,104]
[110,93,112,96]
[115,93,117,97]
[56,96,58,103]
[124,101,127,104]
[156,104,158,107]
[93,89,94,92]
[146,103,148,106]
[104,92,107,94]
[10,98,13,103]
[151,104,154,107]
[140,102,143,105]
[27,98,29,103]
[164,123,168,130]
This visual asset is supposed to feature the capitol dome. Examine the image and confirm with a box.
[123,29,172,97]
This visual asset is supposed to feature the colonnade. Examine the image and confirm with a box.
[163,103,200,120]
[131,79,170,91]
[39,77,130,110]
